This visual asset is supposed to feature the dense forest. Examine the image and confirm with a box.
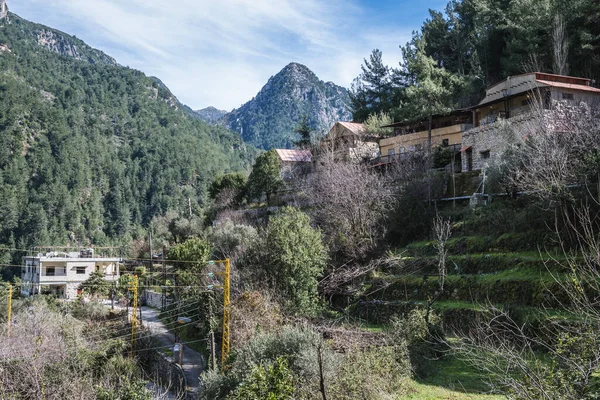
[351,0,600,122]
[0,12,256,272]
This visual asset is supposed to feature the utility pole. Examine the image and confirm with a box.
[207,258,231,367]
[130,276,139,358]
[162,246,166,310]
[7,284,12,337]
[148,230,153,287]
[111,281,115,310]
[318,342,327,400]
[221,258,230,366]
[210,330,216,371]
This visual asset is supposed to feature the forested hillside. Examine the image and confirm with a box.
[352,0,600,122]
[0,11,256,265]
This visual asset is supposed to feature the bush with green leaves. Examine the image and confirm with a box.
[209,173,247,203]
[80,270,111,298]
[208,221,258,261]
[327,346,412,399]
[229,357,294,400]
[200,327,319,399]
[167,237,211,291]
[201,325,414,399]
[244,207,327,314]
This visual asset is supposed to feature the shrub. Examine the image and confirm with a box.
[243,207,327,314]
[229,357,294,400]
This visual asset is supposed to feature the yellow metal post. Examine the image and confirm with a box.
[130,276,139,357]
[7,284,12,337]
[221,258,230,366]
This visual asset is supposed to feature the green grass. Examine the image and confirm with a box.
[410,354,503,399]
[406,382,503,400]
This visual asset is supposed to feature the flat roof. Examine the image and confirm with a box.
[24,256,122,262]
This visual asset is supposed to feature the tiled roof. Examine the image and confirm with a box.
[536,79,600,93]
[275,149,312,162]
[337,122,366,135]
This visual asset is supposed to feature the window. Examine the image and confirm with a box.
[45,267,55,276]
[442,139,449,147]
[481,150,491,159]
[562,92,574,100]
[76,266,86,274]
[387,149,395,156]
[399,147,405,154]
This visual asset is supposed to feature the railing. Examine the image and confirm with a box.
[371,143,462,166]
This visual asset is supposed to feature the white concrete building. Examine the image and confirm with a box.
[21,249,121,299]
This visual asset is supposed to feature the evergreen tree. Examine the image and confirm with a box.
[262,207,327,314]
[399,36,461,155]
[351,49,396,122]
[246,150,282,203]
[292,115,313,148]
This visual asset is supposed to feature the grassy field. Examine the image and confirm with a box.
[406,382,503,400]
[408,354,504,399]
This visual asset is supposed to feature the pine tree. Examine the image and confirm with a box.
[292,115,313,148]
[351,49,394,121]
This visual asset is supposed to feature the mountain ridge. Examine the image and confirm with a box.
[195,62,352,149]
[225,62,351,149]
[0,10,256,261]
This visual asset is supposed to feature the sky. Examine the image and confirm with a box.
[9,0,448,111]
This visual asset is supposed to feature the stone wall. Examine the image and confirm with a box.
[461,112,535,172]
[148,350,186,398]
[143,290,171,309]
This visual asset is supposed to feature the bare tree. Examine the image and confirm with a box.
[305,159,392,261]
[521,52,546,74]
[453,203,600,398]
[425,213,451,325]
[552,14,569,76]
[503,100,600,203]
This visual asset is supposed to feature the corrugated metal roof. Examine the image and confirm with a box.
[536,79,600,93]
[275,149,312,162]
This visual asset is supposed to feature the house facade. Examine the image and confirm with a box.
[323,122,379,163]
[274,149,312,180]
[21,249,121,299]
[461,72,600,171]
[377,111,472,167]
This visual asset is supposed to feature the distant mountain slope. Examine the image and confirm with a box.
[0,9,256,258]
[225,62,352,149]
[195,106,228,124]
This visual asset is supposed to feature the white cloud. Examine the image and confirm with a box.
[9,0,413,110]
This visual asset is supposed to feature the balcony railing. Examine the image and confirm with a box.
[371,144,462,166]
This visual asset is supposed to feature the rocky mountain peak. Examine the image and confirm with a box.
[194,106,228,124]
[224,63,351,149]
[1,0,8,20]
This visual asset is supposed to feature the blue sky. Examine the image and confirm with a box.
[9,0,448,111]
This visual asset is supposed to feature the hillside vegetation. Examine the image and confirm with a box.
[0,12,256,272]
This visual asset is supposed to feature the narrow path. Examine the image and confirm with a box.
[141,306,205,399]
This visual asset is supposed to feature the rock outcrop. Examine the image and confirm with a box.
[224,62,352,149]
[1,0,8,20]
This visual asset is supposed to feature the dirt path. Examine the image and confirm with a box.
[141,306,205,399]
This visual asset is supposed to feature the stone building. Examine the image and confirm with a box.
[274,148,312,180]
[461,72,600,172]
[323,122,378,163]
